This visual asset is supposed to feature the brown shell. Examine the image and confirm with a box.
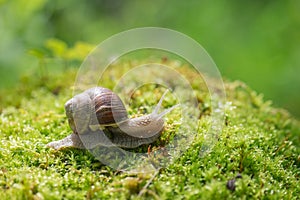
[86,87,128,125]
[65,87,128,134]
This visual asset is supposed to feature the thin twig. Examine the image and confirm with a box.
[138,169,160,197]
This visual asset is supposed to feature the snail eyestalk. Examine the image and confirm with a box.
[152,89,179,119]
[153,89,169,115]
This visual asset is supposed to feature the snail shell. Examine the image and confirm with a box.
[65,87,128,134]
[46,87,178,150]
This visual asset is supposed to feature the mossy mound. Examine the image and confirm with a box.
[0,60,299,200]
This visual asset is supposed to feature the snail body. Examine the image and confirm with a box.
[46,87,178,150]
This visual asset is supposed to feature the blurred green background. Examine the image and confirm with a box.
[0,0,299,118]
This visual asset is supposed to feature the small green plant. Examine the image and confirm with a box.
[28,38,95,77]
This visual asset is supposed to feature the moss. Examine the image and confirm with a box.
[0,59,299,200]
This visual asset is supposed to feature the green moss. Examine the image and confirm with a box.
[0,59,299,200]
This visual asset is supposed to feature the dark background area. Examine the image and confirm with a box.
[0,0,299,118]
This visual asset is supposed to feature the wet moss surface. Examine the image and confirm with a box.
[0,60,299,199]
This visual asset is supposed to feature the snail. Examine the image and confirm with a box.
[46,87,178,150]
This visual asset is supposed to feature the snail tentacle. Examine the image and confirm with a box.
[153,89,169,115]
[152,89,179,119]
